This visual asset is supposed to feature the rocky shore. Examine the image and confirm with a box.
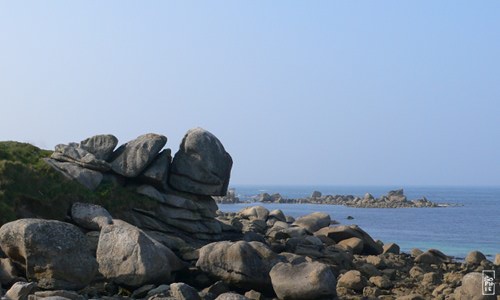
[217,189,454,209]
[0,129,498,300]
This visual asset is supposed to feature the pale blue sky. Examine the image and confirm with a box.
[1,1,499,186]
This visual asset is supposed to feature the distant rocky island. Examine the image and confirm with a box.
[216,188,454,208]
[0,129,497,300]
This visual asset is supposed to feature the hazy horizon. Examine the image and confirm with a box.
[1,1,499,186]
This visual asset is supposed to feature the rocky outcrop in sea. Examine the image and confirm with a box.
[255,189,453,208]
[0,130,498,299]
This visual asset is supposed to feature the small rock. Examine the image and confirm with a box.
[396,295,425,300]
[363,286,381,297]
[5,282,37,300]
[214,293,249,300]
[422,272,441,286]
[0,258,23,286]
[409,266,424,279]
[70,202,113,230]
[238,206,269,221]
[337,270,367,292]
[411,248,424,257]
[293,212,331,232]
[382,243,400,254]
[495,254,500,266]
[415,249,449,265]
[338,237,364,254]
[131,284,156,299]
[243,290,264,300]
[366,255,386,269]
[170,283,201,300]
[147,284,171,297]
[201,281,229,298]
[34,290,85,300]
[369,275,393,289]
[465,250,487,265]
[270,261,337,300]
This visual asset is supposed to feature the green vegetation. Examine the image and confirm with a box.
[0,141,157,225]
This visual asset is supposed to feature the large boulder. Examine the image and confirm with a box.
[44,158,103,190]
[292,212,331,232]
[169,128,232,196]
[454,272,496,300]
[96,220,185,287]
[110,133,167,177]
[0,219,97,290]
[196,241,284,291]
[315,225,383,255]
[270,261,337,300]
[79,134,118,161]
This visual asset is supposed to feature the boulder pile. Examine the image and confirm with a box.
[43,127,234,246]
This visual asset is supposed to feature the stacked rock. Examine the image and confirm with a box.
[45,127,233,246]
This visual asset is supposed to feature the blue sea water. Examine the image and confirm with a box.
[217,185,500,260]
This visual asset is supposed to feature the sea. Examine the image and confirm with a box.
[217,185,500,260]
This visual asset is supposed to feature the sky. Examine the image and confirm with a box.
[1,1,499,186]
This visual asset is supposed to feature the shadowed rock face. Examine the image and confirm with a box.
[196,241,284,292]
[169,128,233,196]
[111,133,167,178]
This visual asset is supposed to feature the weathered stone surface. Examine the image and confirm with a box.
[369,275,393,289]
[337,270,367,292]
[139,149,171,191]
[51,144,110,171]
[495,253,500,266]
[215,293,250,300]
[169,128,232,196]
[238,206,269,221]
[465,250,487,265]
[44,158,103,190]
[0,219,97,290]
[415,249,449,264]
[270,261,337,300]
[34,290,85,300]
[196,241,284,291]
[79,134,118,161]
[5,282,37,300]
[338,237,364,254]
[170,282,201,300]
[70,202,113,230]
[315,225,383,255]
[96,220,185,287]
[110,133,167,177]
[292,212,331,232]
[0,258,23,286]
[454,272,496,300]
[268,209,286,222]
[383,242,400,254]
